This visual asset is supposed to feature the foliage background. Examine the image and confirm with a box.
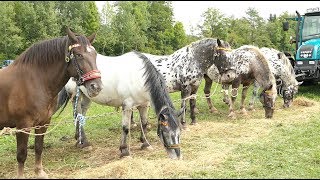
[0,1,297,63]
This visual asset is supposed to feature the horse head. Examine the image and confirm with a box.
[282,81,302,108]
[259,84,277,118]
[65,27,102,97]
[276,52,301,108]
[157,106,183,160]
[214,39,236,83]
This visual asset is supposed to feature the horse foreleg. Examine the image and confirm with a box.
[248,81,259,111]
[74,93,91,149]
[119,107,132,158]
[203,74,218,113]
[240,83,250,116]
[180,86,191,130]
[228,81,240,119]
[137,106,152,150]
[222,84,230,105]
[34,127,48,179]
[190,86,199,125]
[16,130,30,178]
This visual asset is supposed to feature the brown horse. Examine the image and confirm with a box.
[220,45,278,119]
[0,28,102,178]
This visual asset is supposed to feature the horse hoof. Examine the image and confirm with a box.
[141,143,152,150]
[228,112,236,119]
[121,155,132,159]
[142,145,153,151]
[182,126,190,131]
[210,108,218,113]
[75,141,91,149]
[36,170,48,179]
[120,153,130,158]
[190,122,198,126]
[240,109,248,115]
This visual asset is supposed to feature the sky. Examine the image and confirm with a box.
[95,1,316,34]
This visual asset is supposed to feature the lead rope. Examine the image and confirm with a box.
[73,85,86,145]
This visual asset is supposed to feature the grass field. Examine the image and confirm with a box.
[1,81,320,178]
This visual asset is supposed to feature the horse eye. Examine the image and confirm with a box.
[75,54,83,58]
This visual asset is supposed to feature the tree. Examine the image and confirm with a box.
[0,2,23,60]
[198,8,228,39]
[146,1,174,54]
[172,22,188,49]
[95,1,118,55]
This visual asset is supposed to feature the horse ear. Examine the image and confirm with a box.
[87,33,96,44]
[277,52,285,60]
[298,81,303,86]
[66,27,78,44]
[217,39,222,47]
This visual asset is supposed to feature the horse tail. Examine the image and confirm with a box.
[54,86,71,116]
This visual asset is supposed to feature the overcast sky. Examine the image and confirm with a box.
[95,1,316,34]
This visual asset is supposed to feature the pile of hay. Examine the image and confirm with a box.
[292,97,315,107]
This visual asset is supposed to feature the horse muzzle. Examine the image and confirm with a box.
[82,70,103,97]
[165,145,181,160]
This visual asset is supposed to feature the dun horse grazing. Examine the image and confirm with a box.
[58,51,183,159]
[248,47,302,109]
[0,28,102,178]
[142,38,230,128]
[219,45,278,119]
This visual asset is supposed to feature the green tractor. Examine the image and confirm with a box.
[283,7,320,84]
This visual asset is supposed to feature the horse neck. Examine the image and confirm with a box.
[183,43,214,72]
[279,68,298,88]
[19,57,70,98]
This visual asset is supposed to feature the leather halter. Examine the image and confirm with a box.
[66,43,101,85]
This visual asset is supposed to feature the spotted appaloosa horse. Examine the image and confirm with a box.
[219,45,278,119]
[142,38,230,129]
[248,47,302,110]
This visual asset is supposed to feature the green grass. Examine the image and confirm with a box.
[1,81,320,178]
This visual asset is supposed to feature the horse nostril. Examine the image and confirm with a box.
[90,83,99,91]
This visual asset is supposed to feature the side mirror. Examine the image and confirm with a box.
[283,21,289,31]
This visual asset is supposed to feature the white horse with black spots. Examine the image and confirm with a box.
[248,47,302,109]
[142,38,230,129]
[57,51,183,159]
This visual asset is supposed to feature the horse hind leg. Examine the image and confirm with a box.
[248,81,259,111]
[137,106,152,150]
[34,126,49,179]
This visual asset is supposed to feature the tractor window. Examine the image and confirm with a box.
[302,15,320,41]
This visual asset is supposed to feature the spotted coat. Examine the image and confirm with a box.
[142,38,229,125]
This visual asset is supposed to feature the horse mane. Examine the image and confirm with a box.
[189,38,229,49]
[277,51,295,75]
[134,51,178,127]
[13,35,90,68]
[242,45,276,86]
